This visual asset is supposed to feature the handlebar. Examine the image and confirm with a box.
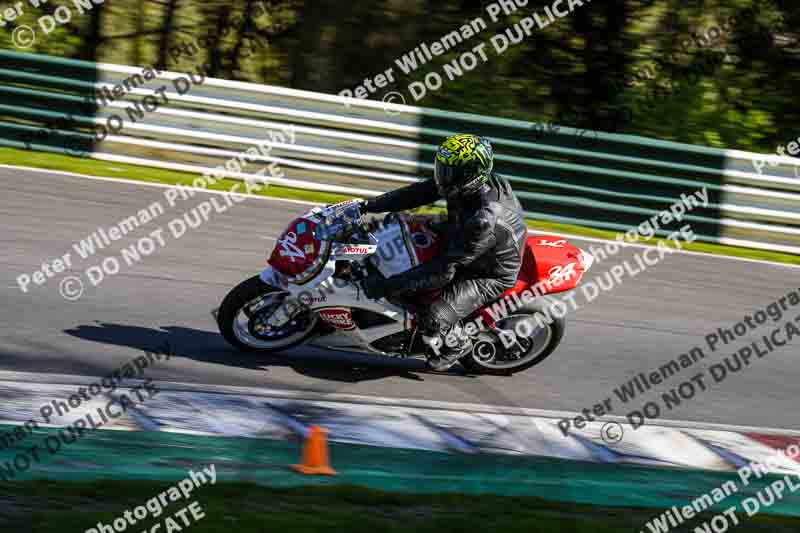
[313,201,374,243]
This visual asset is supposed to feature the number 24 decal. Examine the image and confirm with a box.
[279,232,305,262]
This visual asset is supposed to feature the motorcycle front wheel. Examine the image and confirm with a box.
[217,276,318,352]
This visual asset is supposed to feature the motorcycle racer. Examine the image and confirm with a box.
[361,134,527,370]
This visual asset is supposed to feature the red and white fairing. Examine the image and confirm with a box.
[268,215,331,285]
[260,202,594,353]
[514,235,594,295]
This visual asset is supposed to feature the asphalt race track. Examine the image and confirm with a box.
[2,166,799,431]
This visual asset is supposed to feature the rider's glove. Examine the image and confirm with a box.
[358,198,375,213]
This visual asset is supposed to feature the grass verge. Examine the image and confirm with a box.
[2,147,798,266]
[2,479,799,533]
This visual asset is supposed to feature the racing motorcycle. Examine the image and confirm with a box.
[216,200,594,375]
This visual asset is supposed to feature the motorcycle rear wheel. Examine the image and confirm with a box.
[459,298,565,375]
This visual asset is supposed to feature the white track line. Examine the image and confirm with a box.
[1,163,798,269]
[1,370,799,437]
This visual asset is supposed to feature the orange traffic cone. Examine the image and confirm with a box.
[290,425,337,475]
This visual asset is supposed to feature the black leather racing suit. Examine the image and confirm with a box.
[364,173,527,338]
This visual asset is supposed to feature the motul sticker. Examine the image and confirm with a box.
[339,246,372,254]
[318,307,356,330]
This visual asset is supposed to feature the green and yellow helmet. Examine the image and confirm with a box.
[433,134,494,198]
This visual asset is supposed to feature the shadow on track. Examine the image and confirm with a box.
[62,322,468,384]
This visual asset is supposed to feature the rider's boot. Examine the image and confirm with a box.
[423,323,472,371]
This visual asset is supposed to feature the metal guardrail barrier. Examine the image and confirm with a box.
[1,50,799,254]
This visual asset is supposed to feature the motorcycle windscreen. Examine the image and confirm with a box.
[369,215,442,278]
[268,217,331,285]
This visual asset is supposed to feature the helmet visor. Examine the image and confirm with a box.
[434,160,475,197]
